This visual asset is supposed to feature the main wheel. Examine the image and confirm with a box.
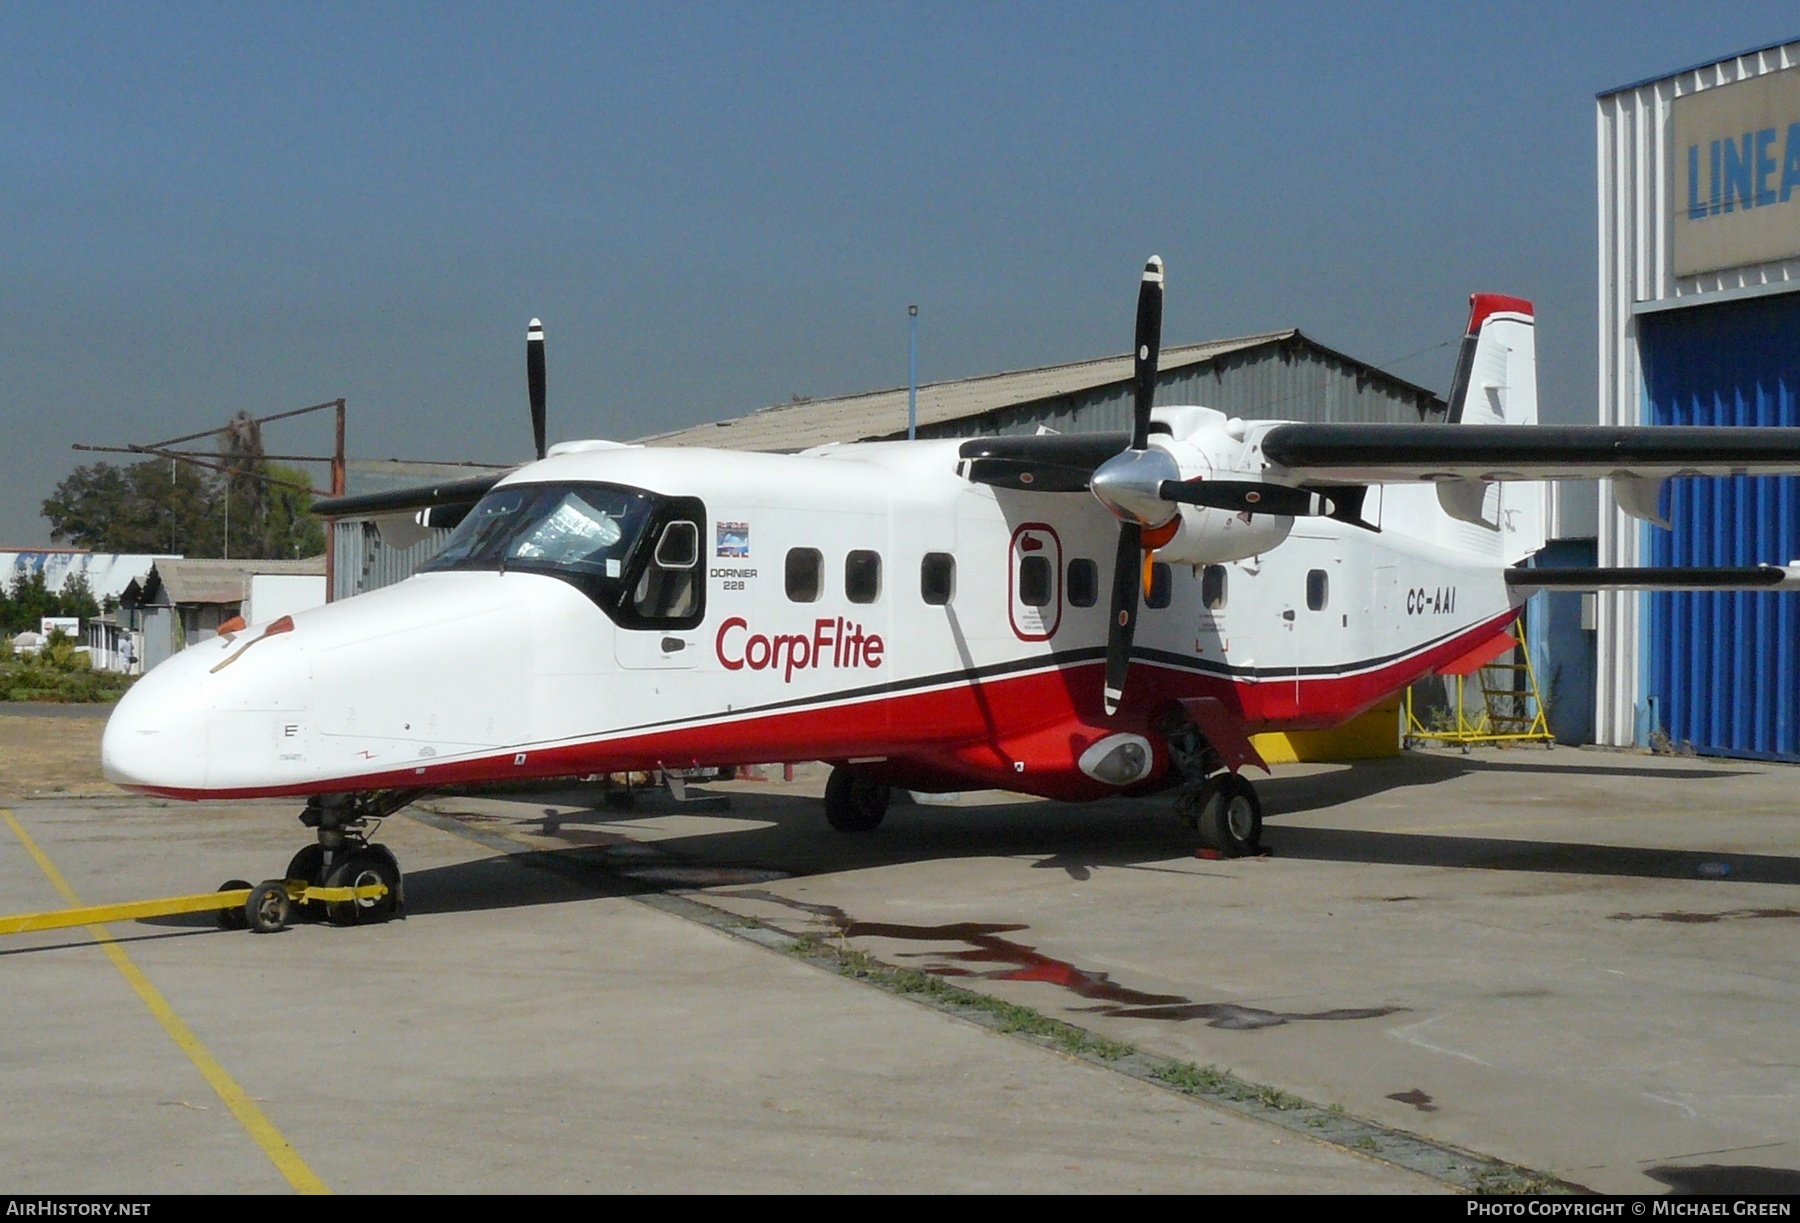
[323,847,401,927]
[217,880,252,930]
[246,881,292,933]
[1197,773,1263,858]
[823,768,890,832]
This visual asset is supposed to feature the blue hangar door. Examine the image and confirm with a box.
[1639,292,1800,760]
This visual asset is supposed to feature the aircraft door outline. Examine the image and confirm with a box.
[616,503,706,671]
[1008,523,1062,642]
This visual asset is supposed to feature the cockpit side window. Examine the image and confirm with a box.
[653,521,699,569]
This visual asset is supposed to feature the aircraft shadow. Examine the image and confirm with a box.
[1265,826,1800,886]
[1644,1164,1800,1194]
[1250,752,1755,817]
[97,750,1791,937]
[442,751,1800,894]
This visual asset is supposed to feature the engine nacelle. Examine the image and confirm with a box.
[1149,501,1294,566]
[1140,407,1297,563]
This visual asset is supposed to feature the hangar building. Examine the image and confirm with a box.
[332,329,1446,599]
[1596,37,1800,760]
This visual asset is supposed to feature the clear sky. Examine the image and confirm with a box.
[3,3,1795,546]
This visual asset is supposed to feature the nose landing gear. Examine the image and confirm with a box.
[219,791,414,932]
[296,792,409,926]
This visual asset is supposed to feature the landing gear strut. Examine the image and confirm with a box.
[823,767,890,832]
[298,793,408,925]
[226,792,413,931]
[1166,714,1264,858]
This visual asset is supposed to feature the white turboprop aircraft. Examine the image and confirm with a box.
[102,259,1800,928]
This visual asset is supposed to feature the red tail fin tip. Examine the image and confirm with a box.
[1466,293,1534,334]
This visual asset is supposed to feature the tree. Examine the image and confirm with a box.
[41,456,324,559]
[0,568,101,635]
[42,459,222,554]
[256,463,327,559]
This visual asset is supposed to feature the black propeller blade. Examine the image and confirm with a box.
[1104,256,1164,717]
[1158,479,1337,517]
[527,318,547,461]
[1130,259,1163,451]
[1104,522,1143,717]
[962,457,1097,493]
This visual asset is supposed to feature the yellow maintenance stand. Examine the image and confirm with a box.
[1404,619,1554,750]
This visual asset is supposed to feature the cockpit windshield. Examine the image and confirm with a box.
[423,483,654,582]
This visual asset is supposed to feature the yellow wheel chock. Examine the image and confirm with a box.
[0,878,389,938]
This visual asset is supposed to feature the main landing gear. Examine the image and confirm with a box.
[220,792,412,933]
[1183,772,1264,857]
[823,767,891,833]
[1166,716,1264,857]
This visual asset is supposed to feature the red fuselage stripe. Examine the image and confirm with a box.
[131,607,1520,802]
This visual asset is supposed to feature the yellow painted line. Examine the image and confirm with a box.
[2,809,330,1195]
[0,889,250,935]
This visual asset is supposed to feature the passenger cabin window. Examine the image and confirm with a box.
[846,550,882,604]
[632,519,701,622]
[1018,555,1053,607]
[1145,562,1173,609]
[1306,568,1329,611]
[1067,558,1098,608]
[1201,564,1227,610]
[786,548,823,602]
[920,553,955,606]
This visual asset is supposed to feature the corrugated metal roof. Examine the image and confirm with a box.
[1597,35,1800,98]
[147,557,325,607]
[637,332,1314,452]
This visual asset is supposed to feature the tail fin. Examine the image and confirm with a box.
[1439,293,1545,563]
[1447,294,1537,426]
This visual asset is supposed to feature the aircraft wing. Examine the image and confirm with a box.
[312,474,505,520]
[1259,424,1800,484]
[960,424,1800,491]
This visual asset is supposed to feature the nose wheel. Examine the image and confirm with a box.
[221,792,412,932]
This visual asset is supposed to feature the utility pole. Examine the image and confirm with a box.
[907,305,919,441]
[326,399,345,602]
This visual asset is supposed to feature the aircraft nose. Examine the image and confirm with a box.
[102,647,213,793]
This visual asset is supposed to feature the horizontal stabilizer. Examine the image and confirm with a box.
[1505,565,1800,591]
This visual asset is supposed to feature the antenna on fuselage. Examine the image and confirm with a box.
[527,318,547,460]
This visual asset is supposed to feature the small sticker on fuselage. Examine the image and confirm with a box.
[716,521,749,558]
